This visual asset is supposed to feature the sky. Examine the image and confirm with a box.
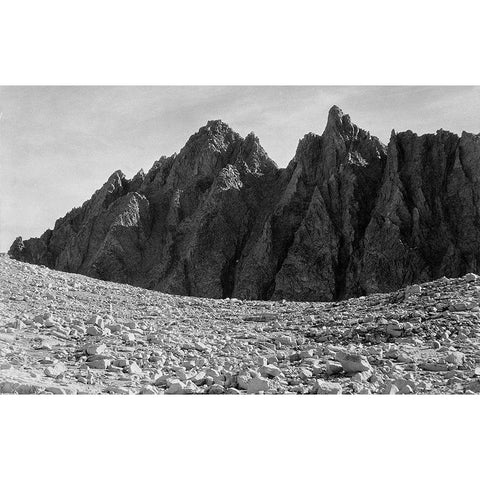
[1,86,480,252]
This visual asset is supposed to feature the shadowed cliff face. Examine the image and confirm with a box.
[9,107,480,301]
[360,129,480,294]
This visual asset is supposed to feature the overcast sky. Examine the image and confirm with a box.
[1,86,480,252]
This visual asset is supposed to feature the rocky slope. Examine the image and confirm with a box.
[9,106,480,302]
[2,255,480,394]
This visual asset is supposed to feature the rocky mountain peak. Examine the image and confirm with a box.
[179,120,240,161]
[10,110,480,303]
[324,105,355,136]
[197,119,239,144]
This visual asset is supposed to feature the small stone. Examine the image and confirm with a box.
[225,388,241,395]
[299,367,313,380]
[336,351,371,373]
[208,384,225,394]
[464,273,478,282]
[140,385,158,395]
[153,374,169,387]
[165,379,186,394]
[236,374,250,390]
[87,359,110,369]
[315,380,342,395]
[45,386,75,395]
[352,370,372,382]
[445,351,465,366]
[275,335,295,347]
[123,332,136,342]
[126,362,142,375]
[94,317,106,329]
[300,349,314,359]
[260,365,283,378]
[86,326,103,336]
[194,341,208,352]
[419,362,449,372]
[191,371,207,386]
[243,313,277,322]
[402,385,414,394]
[86,343,107,355]
[325,360,343,376]
[405,284,422,299]
[114,359,129,368]
[246,376,271,394]
[87,315,102,325]
[44,363,67,378]
[385,384,399,395]
[11,319,26,329]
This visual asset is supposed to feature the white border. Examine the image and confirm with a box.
[1,1,480,479]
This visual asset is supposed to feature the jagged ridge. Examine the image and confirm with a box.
[9,107,480,301]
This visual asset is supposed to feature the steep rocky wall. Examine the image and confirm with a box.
[9,107,480,301]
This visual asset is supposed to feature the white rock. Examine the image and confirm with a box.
[352,370,373,382]
[86,343,107,355]
[405,284,422,299]
[260,365,283,377]
[335,351,371,373]
[165,379,186,394]
[87,359,110,369]
[445,351,465,366]
[44,363,67,378]
[275,335,295,347]
[194,341,208,352]
[86,326,103,336]
[246,376,271,394]
[464,273,478,282]
[140,385,158,395]
[325,360,343,376]
[45,386,75,395]
[299,367,313,380]
[316,380,342,394]
[126,362,142,374]
[123,332,136,342]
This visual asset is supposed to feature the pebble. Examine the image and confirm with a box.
[315,380,343,394]
[126,362,142,375]
[44,363,67,378]
[246,376,271,394]
[86,326,103,336]
[335,351,371,373]
[325,360,343,376]
[86,344,107,355]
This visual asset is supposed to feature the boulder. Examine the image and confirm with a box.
[335,351,371,373]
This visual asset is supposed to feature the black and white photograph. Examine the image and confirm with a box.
[1,1,479,479]
[3,85,480,396]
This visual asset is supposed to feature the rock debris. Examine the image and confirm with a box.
[1,256,480,395]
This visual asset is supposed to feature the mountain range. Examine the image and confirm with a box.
[9,106,480,301]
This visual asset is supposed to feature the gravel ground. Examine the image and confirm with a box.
[1,255,480,394]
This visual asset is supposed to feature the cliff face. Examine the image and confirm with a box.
[360,129,480,294]
[9,107,480,301]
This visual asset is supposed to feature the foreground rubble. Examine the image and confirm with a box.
[1,256,480,394]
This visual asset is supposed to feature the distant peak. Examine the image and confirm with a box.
[244,131,259,144]
[325,105,353,133]
[328,105,344,120]
[107,169,125,182]
[204,119,232,133]
[189,119,238,143]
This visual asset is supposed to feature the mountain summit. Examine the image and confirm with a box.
[9,108,480,301]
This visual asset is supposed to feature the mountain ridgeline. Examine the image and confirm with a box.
[9,106,480,301]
